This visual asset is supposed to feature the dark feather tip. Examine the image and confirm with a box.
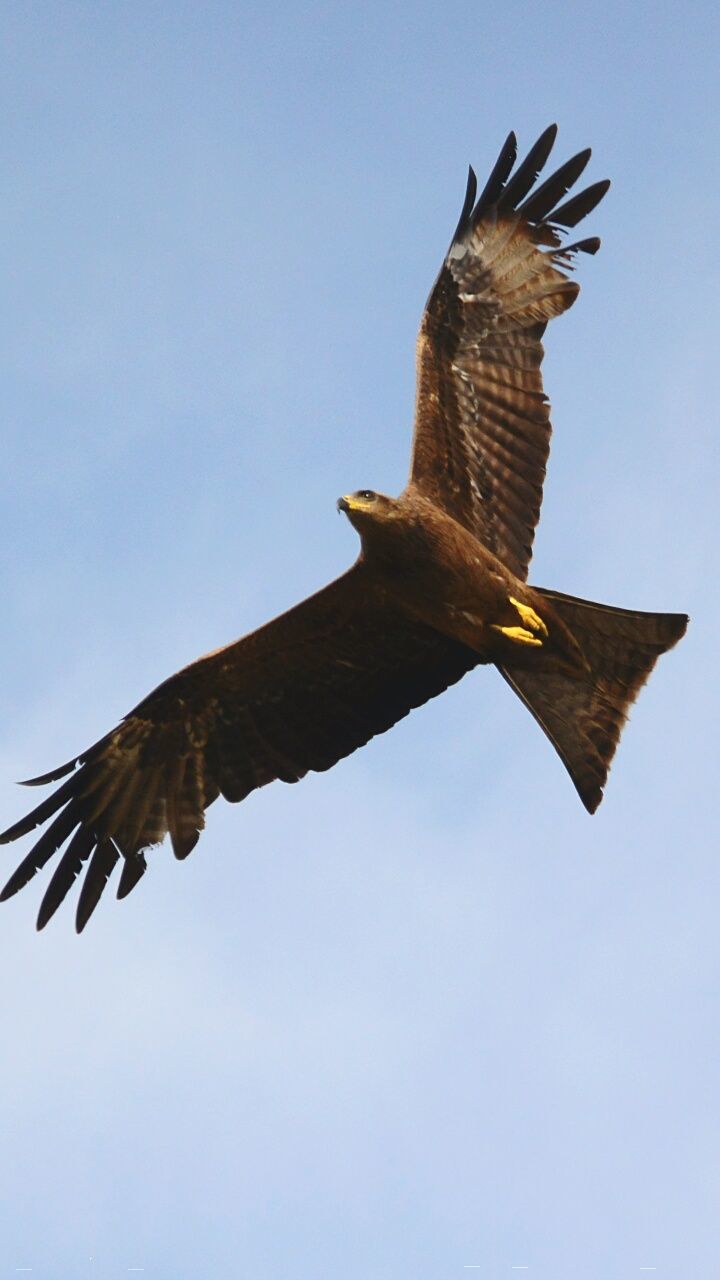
[551,178,611,228]
[497,123,558,212]
[564,236,602,256]
[76,841,119,932]
[170,829,200,861]
[20,760,78,786]
[117,852,147,899]
[35,826,96,930]
[452,165,478,241]
[471,130,518,223]
[520,147,592,224]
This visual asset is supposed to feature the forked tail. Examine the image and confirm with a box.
[499,588,687,812]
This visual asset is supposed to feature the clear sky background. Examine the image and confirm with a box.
[1,2,718,1277]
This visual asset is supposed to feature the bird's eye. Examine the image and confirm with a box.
[357,490,376,501]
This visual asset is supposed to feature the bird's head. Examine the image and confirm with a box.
[336,489,402,538]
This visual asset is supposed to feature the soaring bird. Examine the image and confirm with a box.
[1,125,687,931]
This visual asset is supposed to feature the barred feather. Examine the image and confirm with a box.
[411,125,609,579]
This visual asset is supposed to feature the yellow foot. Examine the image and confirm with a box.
[490,624,543,646]
[509,596,548,638]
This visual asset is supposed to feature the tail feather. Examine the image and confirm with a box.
[499,589,687,812]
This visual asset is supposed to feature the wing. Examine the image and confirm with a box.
[409,124,610,580]
[0,565,478,931]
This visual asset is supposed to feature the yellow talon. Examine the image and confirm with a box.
[509,596,548,638]
[491,625,543,646]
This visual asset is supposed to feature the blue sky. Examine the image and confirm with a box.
[1,1,718,1276]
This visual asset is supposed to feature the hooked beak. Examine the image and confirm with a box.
[337,495,351,513]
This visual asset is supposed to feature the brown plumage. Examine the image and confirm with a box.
[0,126,687,931]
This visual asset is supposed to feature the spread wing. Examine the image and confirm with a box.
[409,124,610,580]
[0,565,478,931]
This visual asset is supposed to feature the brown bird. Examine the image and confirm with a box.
[0,125,687,932]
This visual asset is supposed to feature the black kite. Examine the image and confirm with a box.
[1,126,687,930]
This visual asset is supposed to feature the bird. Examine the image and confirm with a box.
[0,124,687,932]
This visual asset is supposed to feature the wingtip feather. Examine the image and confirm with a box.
[20,759,80,787]
[75,840,119,932]
[453,165,478,241]
[497,124,559,212]
[170,828,200,861]
[551,178,611,228]
[563,236,602,257]
[469,130,518,225]
[116,852,147,899]
[35,826,96,930]
[519,147,593,223]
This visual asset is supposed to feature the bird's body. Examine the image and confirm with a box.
[341,489,582,673]
[0,125,687,930]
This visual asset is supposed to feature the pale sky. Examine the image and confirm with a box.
[1,2,718,1276]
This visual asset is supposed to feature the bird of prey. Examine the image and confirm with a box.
[1,125,687,932]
